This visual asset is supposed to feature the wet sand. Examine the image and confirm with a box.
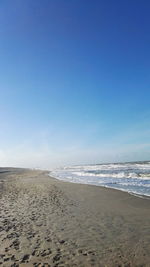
[0,168,150,267]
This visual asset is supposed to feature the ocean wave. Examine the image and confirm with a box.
[72,171,150,180]
[51,161,150,197]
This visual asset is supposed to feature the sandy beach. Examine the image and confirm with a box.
[0,168,150,267]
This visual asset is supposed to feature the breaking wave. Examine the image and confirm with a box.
[50,161,150,197]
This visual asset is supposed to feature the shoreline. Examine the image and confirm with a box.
[48,172,150,201]
[0,168,150,266]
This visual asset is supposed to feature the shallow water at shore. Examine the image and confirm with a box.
[51,161,150,197]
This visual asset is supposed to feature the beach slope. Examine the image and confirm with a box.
[0,168,150,266]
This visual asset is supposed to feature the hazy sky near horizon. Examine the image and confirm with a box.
[0,0,150,169]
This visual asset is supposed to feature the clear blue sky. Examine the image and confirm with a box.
[0,0,150,168]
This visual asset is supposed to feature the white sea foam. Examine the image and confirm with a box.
[50,161,150,197]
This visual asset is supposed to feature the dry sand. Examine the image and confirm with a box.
[0,168,150,267]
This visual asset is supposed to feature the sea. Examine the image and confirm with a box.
[50,161,150,197]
